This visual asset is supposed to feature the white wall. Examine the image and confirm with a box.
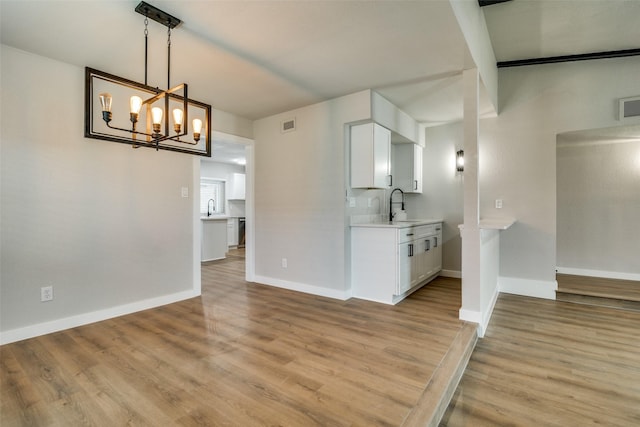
[0,45,252,343]
[252,90,371,298]
[405,122,464,275]
[480,56,640,292]
[557,139,640,277]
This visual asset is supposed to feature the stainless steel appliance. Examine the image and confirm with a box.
[238,217,246,248]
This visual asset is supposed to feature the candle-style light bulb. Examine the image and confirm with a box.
[151,107,163,137]
[192,118,202,142]
[129,96,142,128]
[456,150,465,172]
[172,108,184,134]
[99,92,112,123]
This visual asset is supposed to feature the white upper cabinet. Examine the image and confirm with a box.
[392,143,423,193]
[350,122,392,189]
[228,173,245,200]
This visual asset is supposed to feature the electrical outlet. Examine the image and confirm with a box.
[181,187,189,198]
[349,197,356,208]
[495,199,503,209]
[41,286,53,302]
[367,198,372,208]
[281,258,288,268]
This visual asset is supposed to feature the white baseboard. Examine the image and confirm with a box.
[556,267,640,282]
[0,289,200,345]
[440,269,462,279]
[458,286,498,339]
[458,309,482,337]
[253,275,351,301]
[499,276,557,300]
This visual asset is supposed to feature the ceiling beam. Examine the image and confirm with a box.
[497,48,640,68]
[478,0,513,7]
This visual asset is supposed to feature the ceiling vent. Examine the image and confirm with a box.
[281,118,296,133]
[619,96,640,121]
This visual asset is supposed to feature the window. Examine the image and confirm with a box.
[200,178,225,215]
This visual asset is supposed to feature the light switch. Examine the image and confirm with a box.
[181,187,189,198]
[495,199,503,209]
[349,197,356,207]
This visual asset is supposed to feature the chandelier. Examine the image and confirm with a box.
[84,2,211,156]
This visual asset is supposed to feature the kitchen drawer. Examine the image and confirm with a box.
[398,227,418,243]
[414,225,435,238]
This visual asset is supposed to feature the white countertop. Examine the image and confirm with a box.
[458,218,516,230]
[201,216,229,221]
[350,218,443,229]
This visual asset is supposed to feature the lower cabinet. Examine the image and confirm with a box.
[351,222,443,305]
[396,226,442,295]
[227,218,238,247]
[201,219,228,262]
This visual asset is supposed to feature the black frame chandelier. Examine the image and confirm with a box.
[84,2,212,156]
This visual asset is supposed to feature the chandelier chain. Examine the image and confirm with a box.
[167,24,172,89]
[143,15,149,85]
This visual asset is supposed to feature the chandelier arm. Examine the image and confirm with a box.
[104,121,156,140]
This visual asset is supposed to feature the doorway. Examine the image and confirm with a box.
[200,130,255,282]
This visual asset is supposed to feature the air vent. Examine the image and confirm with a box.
[281,118,296,133]
[619,96,640,121]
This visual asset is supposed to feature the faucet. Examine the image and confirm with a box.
[389,188,404,222]
[207,199,215,217]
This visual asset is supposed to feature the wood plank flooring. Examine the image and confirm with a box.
[1,255,469,426]
[441,293,640,426]
[556,274,640,311]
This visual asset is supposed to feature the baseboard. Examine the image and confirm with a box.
[556,267,640,282]
[0,289,200,345]
[440,269,462,279]
[499,276,557,300]
[253,275,351,301]
[458,291,497,339]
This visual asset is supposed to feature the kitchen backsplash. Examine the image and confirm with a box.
[228,200,246,217]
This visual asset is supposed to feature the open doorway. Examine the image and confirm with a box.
[556,124,640,306]
[200,131,255,281]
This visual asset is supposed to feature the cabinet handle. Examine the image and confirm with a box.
[388,174,393,187]
[406,233,414,237]
[434,237,438,248]
[425,239,430,251]
[414,180,418,190]
[409,243,413,257]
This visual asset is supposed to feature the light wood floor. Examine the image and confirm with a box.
[1,255,469,426]
[442,293,640,426]
[556,274,640,311]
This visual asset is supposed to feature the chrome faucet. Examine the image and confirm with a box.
[389,188,404,222]
[207,199,215,217]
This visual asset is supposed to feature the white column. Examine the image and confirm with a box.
[460,68,482,324]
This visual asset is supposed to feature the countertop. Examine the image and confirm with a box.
[201,216,230,221]
[458,218,516,230]
[350,218,443,229]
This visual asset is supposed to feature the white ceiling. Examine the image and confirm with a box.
[483,0,640,62]
[1,0,638,137]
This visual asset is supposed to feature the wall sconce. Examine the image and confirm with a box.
[84,2,211,156]
[456,149,465,172]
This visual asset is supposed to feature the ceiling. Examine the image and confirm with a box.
[1,0,638,144]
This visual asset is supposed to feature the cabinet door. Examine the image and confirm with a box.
[229,173,245,200]
[412,144,423,193]
[372,123,391,188]
[397,241,413,294]
[415,237,430,284]
[391,143,422,194]
[351,123,391,189]
[227,218,238,246]
[432,231,442,273]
